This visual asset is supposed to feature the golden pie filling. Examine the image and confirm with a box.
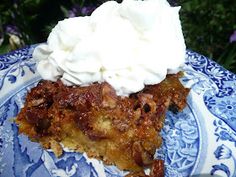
[16,73,189,174]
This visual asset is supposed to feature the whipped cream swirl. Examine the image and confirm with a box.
[33,0,186,96]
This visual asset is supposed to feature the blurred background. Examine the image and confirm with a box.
[0,0,236,73]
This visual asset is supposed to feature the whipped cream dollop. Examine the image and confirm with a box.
[33,0,186,96]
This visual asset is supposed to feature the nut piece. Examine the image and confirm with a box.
[150,160,164,177]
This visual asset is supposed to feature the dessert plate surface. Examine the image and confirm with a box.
[0,46,236,177]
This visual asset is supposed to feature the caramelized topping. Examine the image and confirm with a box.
[16,73,189,175]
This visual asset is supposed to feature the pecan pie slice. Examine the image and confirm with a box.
[16,73,189,174]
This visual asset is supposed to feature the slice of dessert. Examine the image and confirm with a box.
[16,0,189,175]
[16,73,189,172]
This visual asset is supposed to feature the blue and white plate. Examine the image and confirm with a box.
[0,46,236,177]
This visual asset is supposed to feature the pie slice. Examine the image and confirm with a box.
[16,72,189,173]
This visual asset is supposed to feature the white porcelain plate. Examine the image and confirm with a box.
[0,46,236,177]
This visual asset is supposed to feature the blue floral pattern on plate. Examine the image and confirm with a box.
[0,46,236,177]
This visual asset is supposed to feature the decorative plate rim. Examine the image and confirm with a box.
[1,46,236,177]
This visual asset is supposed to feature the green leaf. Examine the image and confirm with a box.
[0,44,11,54]
[60,5,69,17]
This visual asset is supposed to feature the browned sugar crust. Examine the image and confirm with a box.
[16,73,189,172]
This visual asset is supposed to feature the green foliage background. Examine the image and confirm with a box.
[180,0,236,73]
[0,0,236,73]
